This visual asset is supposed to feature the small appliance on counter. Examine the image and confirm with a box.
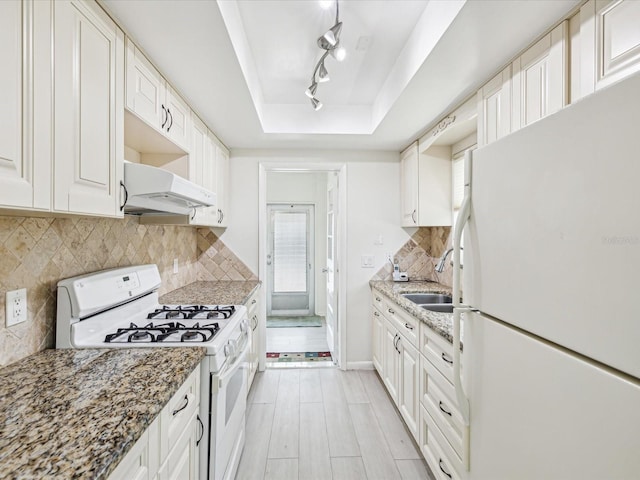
[392,262,409,282]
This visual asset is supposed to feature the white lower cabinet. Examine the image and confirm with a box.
[398,336,420,439]
[109,365,201,480]
[382,319,400,404]
[372,306,384,373]
[246,286,262,391]
[371,289,469,477]
[420,405,462,480]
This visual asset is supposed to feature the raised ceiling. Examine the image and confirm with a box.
[100,0,580,150]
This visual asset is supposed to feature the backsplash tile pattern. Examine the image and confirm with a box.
[0,216,255,367]
[372,226,453,287]
[196,229,257,282]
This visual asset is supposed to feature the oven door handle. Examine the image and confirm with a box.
[214,331,249,393]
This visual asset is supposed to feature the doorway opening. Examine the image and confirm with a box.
[259,167,345,369]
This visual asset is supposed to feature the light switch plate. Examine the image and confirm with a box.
[361,255,375,268]
[6,288,27,327]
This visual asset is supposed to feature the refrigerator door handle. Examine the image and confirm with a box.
[452,149,473,426]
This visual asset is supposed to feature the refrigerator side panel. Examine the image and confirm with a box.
[466,313,640,480]
[464,72,640,378]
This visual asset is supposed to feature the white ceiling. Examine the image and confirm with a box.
[100,0,581,151]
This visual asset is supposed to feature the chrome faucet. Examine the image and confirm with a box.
[435,247,462,273]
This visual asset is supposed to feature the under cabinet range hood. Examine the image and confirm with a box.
[122,162,216,215]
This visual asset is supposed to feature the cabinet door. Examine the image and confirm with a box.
[383,321,400,404]
[512,22,568,131]
[189,115,207,187]
[108,429,150,480]
[398,336,420,439]
[400,142,418,227]
[164,411,199,480]
[126,39,164,131]
[215,143,229,227]
[372,308,384,373]
[53,0,124,216]
[581,0,640,95]
[477,66,511,147]
[0,1,50,211]
[165,86,191,152]
[189,123,218,226]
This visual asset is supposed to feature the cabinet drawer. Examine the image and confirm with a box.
[420,405,463,480]
[161,365,200,457]
[421,356,468,463]
[420,323,455,384]
[383,298,419,348]
[372,290,385,312]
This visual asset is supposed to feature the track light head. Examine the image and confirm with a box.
[318,62,330,83]
[305,82,318,98]
[317,21,342,50]
[311,97,323,111]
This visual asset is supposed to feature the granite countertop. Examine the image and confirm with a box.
[370,280,460,345]
[0,347,205,480]
[159,280,261,306]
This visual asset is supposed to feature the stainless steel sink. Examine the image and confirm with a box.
[402,293,452,304]
[419,304,453,313]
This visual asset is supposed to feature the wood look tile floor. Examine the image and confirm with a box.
[236,369,434,480]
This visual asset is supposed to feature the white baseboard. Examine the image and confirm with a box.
[346,361,374,370]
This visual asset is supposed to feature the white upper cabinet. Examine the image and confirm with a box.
[400,142,419,227]
[214,141,230,228]
[477,66,512,147]
[125,39,191,152]
[580,0,640,96]
[512,22,568,131]
[0,1,51,212]
[53,0,124,217]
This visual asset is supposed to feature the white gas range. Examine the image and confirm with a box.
[55,264,247,480]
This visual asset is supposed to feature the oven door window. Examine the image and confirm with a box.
[226,365,244,423]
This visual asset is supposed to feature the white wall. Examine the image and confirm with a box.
[266,171,327,316]
[219,149,411,365]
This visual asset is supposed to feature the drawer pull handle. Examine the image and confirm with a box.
[374,311,380,317]
[404,322,414,331]
[439,459,452,479]
[251,299,257,304]
[196,414,204,446]
[439,401,452,417]
[388,308,395,315]
[172,394,189,416]
[375,296,381,301]
[442,352,453,365]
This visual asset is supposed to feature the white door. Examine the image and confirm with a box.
[325,178,339,361]
[267,204,314,316]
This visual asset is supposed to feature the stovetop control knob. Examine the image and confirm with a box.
[240,319,248,333]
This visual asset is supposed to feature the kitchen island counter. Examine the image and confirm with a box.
[370,280,459,345]
[159,280,260,306]
[0,347,205,479]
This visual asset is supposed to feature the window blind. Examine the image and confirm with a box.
[273,212,307,293]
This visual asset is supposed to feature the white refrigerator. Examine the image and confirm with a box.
[453,72,640,479]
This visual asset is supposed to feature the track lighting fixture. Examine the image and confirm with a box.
[305,0,344,109]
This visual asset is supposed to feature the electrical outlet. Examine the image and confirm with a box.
[173,258,179,274]
[6,288,27,327]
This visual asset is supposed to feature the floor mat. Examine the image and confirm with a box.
[266,315,323,328]
[266,352,332,362]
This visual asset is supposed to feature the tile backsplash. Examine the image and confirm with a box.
[0,215,254,367]
[372,226,454,287]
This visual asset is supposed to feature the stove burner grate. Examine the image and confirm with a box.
[104,320,220,343]
[146,305,236,320]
